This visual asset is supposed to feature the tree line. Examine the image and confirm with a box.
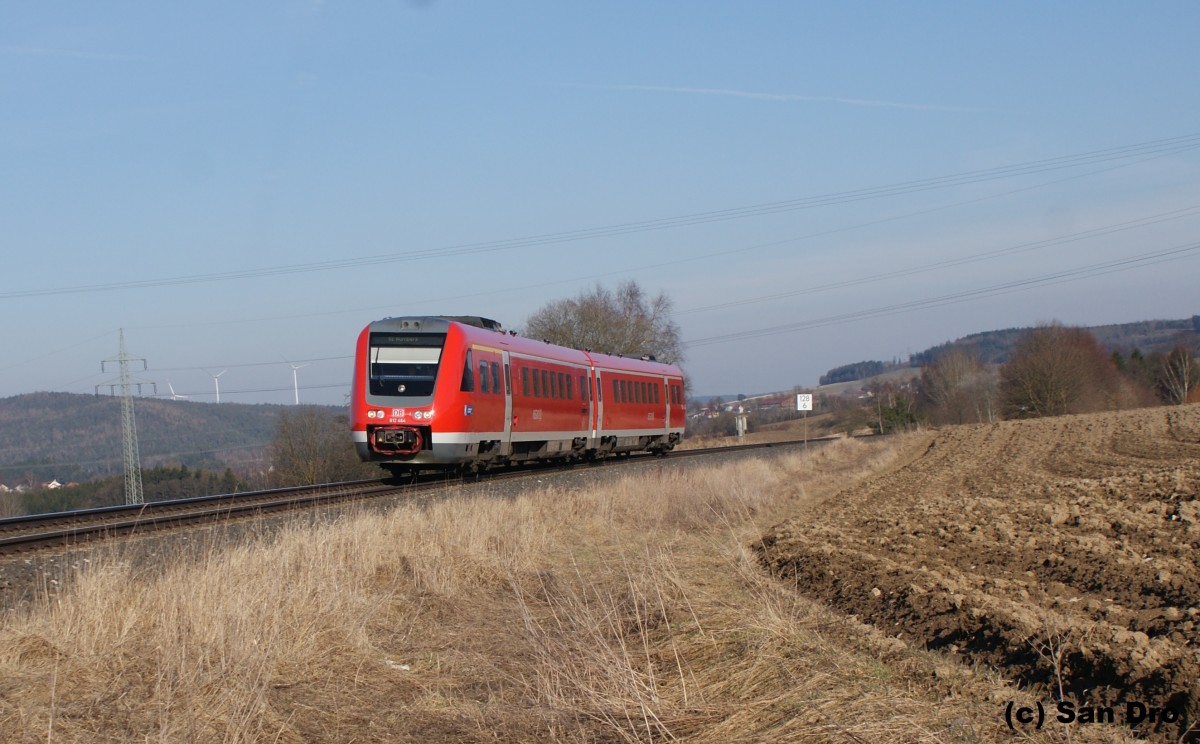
[864,323,1199,434]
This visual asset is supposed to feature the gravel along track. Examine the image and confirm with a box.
[758,404,1200,742]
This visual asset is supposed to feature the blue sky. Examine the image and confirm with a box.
[2,1,1198,405]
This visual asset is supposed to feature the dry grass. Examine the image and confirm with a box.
[0,438,1099,742]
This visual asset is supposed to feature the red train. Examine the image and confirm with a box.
[351,316,686,476]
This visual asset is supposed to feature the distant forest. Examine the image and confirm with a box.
[0,392,289,487]
[823,316,1200,384]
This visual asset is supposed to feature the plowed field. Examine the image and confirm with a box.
[758,405,1200,742]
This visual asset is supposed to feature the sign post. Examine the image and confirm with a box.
[796,393,814,449]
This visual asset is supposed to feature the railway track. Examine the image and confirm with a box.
[0,436,839,556]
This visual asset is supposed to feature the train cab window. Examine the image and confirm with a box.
[460,350,475,393]
[369,332,447,398]
[479,360,490,393]
[491,362,501,395]
[521,367,529,397]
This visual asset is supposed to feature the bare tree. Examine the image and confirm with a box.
[1158,344,1199,405]
[999,325,1125,418]
[920,347,997,424]
[270,407,376,486]
[524,281,683,365]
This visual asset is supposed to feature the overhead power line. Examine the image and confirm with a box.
[677,202,1200,316]
[3,132,1198,301]
[685,240,1200,347]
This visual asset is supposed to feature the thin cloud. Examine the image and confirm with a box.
[605,83,981,112]
[0,46,142,62]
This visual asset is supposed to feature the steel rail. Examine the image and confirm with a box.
[0,435,843,554]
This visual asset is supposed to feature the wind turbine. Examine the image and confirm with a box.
[167,382,189,401]
[289,363,309,405]
[206,369,227,403]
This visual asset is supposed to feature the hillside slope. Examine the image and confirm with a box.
[0,392,293,484]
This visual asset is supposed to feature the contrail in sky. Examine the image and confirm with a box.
[604,83,980,112]
[0,46,141,62]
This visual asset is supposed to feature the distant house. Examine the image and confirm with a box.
[0,483,10,493]
[44,479,63,490]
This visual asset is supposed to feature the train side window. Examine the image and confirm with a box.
[491,362,501,394]
[532,367,541,397]
[541,370,549,399]
[579,375,587,401]
[612,379,619,403]
[565,374,572,400]
[460,350,474,392]
[653,384,660,404]
[521,367,530,397]
[503,363,511,395]
[479,360,490,393]
[558,372,566,400]
[550,370,558,399]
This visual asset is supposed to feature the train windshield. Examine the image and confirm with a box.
[368,332,447,397]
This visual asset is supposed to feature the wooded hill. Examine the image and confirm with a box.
[817,316,1200,388]
[909,315,1199,367]
[0,392,297,487]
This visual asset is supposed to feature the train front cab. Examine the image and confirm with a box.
[354,318,512,472]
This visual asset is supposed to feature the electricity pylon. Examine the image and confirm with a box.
[96,329,155,505]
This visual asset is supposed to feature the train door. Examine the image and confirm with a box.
[662,375,670,433]
[576,367,590,437]
[593,370,604,445]
[502,352,513,453]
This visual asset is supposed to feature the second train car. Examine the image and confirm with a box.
[350,315,686,476]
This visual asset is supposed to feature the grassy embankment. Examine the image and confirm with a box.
[0,436,1106,742]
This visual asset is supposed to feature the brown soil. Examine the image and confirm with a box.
[757,404,1200,742]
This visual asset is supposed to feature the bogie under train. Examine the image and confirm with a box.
[351,316,686,476]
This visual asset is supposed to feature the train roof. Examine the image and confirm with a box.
[366,316,682,375]
[370,316,503,333]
